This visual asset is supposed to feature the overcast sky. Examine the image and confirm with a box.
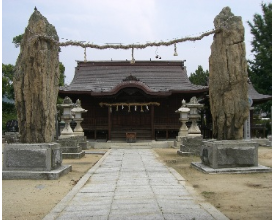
[2,0,270,84]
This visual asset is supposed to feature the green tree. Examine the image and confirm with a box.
[2,64,17,132]
[247,3,272,113]
[2,63,15,99]
[57,62,66,105]
[189,65,209,86]
[59,62,66,86]
[12,34,24,48]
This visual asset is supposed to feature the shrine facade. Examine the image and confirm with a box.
[59,60,208,141]
[59,60,271,141]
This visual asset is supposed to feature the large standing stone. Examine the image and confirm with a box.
[13,9,60,143]
[209,7,249,140]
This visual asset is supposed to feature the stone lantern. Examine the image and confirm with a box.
[186,96,204,136]
[58,96,74,139]
[71,99,87,136]
[176,99,190,137]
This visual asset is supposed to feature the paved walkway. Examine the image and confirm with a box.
[44,149,227,220]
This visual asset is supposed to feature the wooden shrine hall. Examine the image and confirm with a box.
[59,60,208,141]
[59,60,271,141]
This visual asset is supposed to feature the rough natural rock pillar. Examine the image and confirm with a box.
[209,7,249,140]
[13,9,60,143]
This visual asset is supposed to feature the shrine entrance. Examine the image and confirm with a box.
[111,105,151,141]
[99,87,160,141]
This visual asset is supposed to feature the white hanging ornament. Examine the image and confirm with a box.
[173,43,178,56]
[84,47,87,62]
[130,47,135,64]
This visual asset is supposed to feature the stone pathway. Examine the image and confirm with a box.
[44,149,227,220]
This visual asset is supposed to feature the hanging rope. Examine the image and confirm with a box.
[58,29,219,50]
[25,15,235,50]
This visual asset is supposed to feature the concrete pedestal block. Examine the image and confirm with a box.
[74,132,85,136]
[79,141,89,150]
[177,135,203,156]
[57,137,85,159]
[4,132,20,143]
[62,151,85,159]
[200,140,259,169]
[172,136,184,149]
[2,143,71,180]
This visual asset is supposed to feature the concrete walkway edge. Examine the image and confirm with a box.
[43,149,111,220]
[44,149,228,220]
[167,167,228,220]
[153,151,229,220]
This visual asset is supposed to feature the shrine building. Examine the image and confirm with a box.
[59,60,271,141]
[59,60,208,141]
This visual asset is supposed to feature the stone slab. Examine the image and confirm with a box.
[62,151,85,159]
[84,151,106,155]
[179,135,203,156]
[44,149,228,220]
[201,140,259,169]
[79,141,89,150]
[177,150,195,156]
[191,162,271,174]
[2,165,72,180]
[3,143,62,171]
[93,141,173,149]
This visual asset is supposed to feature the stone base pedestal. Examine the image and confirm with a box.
[177,135,203,156]
[2,143,71,180]
[57,137,86,159]
[59,134,75,139]
[191,162,271,174]
[74,132,85,136]
[4,132,20,143]
[172,136,184,149]
[200,140,259,169]
[69,135,90,150]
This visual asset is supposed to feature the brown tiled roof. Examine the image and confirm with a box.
[59,60,271,103]
[59,60,208,96]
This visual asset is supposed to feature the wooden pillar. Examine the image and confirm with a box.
[108,106,111,140]
[151,105,155,140]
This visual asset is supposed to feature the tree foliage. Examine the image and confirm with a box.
[12,34,24,48]
[247,3,272,112]
[59,62,66,86]
[189,65,209,86]
[2,64,17,132]
[2,63,15,99]
[248,2,272,95]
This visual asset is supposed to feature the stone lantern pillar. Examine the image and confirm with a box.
[186,96,204,136]
[71,99,87,136]
[177,97,204,156]
[173,100,190,148]
[58,96,74,139]
[177,100,190,136]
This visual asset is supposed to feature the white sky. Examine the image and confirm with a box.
[2,0,270,84]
